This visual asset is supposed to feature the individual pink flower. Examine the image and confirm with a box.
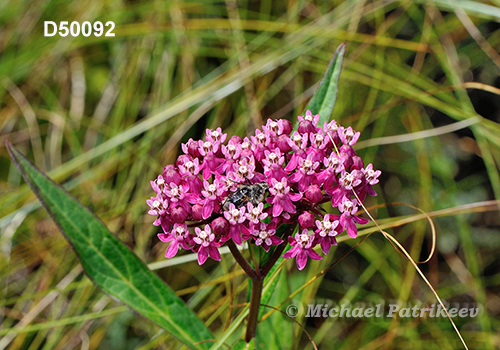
[223,203,251,245]
[315,214,340,254]
[323,120,340,146]
[158,223,192,258]
[200,179,224,219]
[193,225,221,264]
[147,195,168,217]
[363,163,382,186]
[285,131,308,171]
[206,127,227,144]
[262,148,287,181]
[178,158,203,194]
[218,143,242,173]
[245,202,268,224]
[338,198,369,238]
[252,222,283,252]
[250,129,270,161]
[150,175,167,196]
[308,129,328,162]
[288,153,320,192]
[198,139,222,180]
[338,126,360,146]
[164,182,197,212]
[268,177,302,217]
[283,229,322,270]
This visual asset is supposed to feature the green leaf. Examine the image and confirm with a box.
[304,42,346,125]
[232,339,255,350]
[6,142,213,350]
[256,268,292,350]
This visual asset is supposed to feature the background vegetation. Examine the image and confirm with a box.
[1,0,500,349]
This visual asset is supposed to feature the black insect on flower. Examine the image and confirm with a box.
[222,179,269,211]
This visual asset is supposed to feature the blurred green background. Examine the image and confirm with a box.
[1,0,500,349]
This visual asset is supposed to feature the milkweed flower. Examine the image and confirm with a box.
[148,110,380,268]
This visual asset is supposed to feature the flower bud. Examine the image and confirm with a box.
[212,217,230,236]
[228,135,243,145]
[305,184,323,204]
[188,140,201,158]
[298,211,316,229]
[278,119,293,135]
[170,206,189,223]
[351,155,364,171]
[163,164,181,185]
[175,155,191,168]
[298,120,315,134]
[276,134,292,153]
[191,204,204,221]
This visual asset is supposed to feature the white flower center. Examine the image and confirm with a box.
[298,234,309,245]
[239,165,248,175]
[324,221,332,230]
[199,231,208,240]
[275,182,284,193]
[203,141,212,153]
[303,159,313,172]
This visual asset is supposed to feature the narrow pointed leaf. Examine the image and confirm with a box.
[7,142,213,350]
[232,339,255,350]
[305,43,346,125]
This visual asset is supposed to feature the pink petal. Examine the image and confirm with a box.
[272,203,283,217]
[231,227,243,245]
[346,220,358,238]
[208,245,221,261]
[197,247,208,265]
[320,239,331,255]
[307,249,322,261]
[158,233,173,242]
[283,247,298,259]
[202,201,214,219]
[354,215,369,224]
[165,241,180,258]
[296,250,308,270]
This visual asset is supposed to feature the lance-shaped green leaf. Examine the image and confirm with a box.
[232,339,255,350]
[304,42,346,126]
[6,142,213,350]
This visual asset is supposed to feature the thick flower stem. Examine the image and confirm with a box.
[245,276,263,343]
[227,240,257,279]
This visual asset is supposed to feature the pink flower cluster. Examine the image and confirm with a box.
[148,111,381,269]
